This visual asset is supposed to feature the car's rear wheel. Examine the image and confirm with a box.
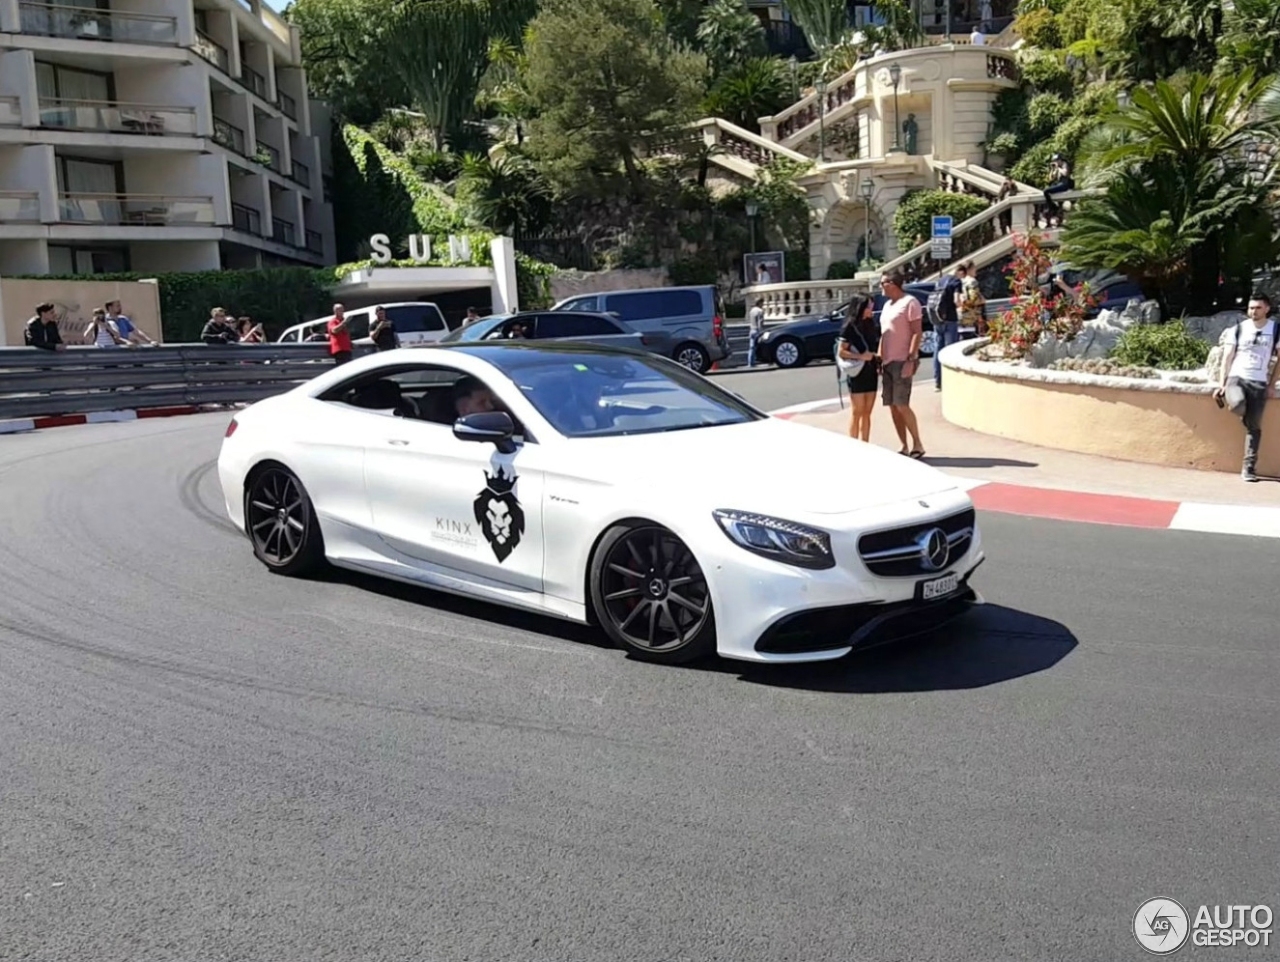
[673,342,711,373]
[589,523,716,665]
[772,336,805,368]
[245,465,326,576]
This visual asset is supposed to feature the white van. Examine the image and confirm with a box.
[277,302,450,347]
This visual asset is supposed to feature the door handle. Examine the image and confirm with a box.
[387,439,410,446]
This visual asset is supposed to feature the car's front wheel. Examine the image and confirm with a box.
[771,336,805,368]
[589,523,716,665]
[673,342,711,373]
[244,465,326,576]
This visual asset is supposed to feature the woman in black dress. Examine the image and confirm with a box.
[836,294,881,441]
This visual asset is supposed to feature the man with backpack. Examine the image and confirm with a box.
[1214,292,1280,482]
[928,267,963,391]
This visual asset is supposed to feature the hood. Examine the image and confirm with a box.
[572,417,960,516]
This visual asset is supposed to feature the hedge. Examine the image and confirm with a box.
[892,190,990,250]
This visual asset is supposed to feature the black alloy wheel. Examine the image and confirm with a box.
[590,524,716,664]
[245,466,325,576]
[673,342,711,374]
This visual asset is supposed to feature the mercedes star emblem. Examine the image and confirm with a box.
[916,527,950,571]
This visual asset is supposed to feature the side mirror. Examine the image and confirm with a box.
[453,410,518,454]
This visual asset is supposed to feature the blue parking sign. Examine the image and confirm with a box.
[932,215,953,238]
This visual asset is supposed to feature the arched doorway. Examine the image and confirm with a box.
[821,200,887,276]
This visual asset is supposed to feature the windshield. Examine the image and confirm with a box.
[469,346,765,438]
[441,317,508,342]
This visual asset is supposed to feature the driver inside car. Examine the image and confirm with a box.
[453,375,505,418]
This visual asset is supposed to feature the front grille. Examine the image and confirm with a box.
[857,508,975,578]
[755,588,977,655]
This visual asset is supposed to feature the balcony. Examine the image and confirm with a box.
[0,96,20,126]
[254,141,280,171]
[278,91,296,121]
[193,30,229,72]
[212,116,245,153]
[39,98,197,136]
[291,158,309,187]
[58,192,215,226]
[272,216,295,246]
[231,202,261,234]
[19,2,179,46]
[240,64,267,100]
[305,229,322,253]
[0,191,41,222]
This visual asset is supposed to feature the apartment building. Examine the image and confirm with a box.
[0,0,335,276]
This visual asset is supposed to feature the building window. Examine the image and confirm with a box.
[36,61,114,103]
[56,155,125,194]
[49,245,130,275]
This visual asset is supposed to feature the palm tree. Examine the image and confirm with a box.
[701,57,790,132]
[1066,70,1280,312]
[456,152,553,239]
[1218,0,1280,77]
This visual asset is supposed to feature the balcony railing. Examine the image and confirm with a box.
[291,159,310,187]
[240,64,267,99]
[58,192,216,226]
[39,98,197,136]
[213,116,245,154]
[19,2,179,45]
[255,142,280,171]
[272,217,296,246]
[278,91,297,120]
[305,229,322,253]
[231,202,261,234]
[0,191,41,223]
[193,30,229,72]
[0,96,21,126]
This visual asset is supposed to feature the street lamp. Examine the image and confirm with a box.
[859,178,874,268]
[816,78,828,163]
[1117,89,1130,110]
[745,199,759,253]
[889,62,903,153]
[788,55,799,101]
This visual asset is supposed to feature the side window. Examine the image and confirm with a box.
[281,329,299,343]
[387,305,446,333]
[606,290,703,322]
[345,311,370,340]
[558,296,599,312]
[534,313,622,338]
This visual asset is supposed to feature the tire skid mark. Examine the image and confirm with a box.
[178,458,241,537]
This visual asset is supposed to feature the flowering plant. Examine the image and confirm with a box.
[986,231,1097,359]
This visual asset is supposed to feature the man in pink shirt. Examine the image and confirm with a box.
[877,270,925,458]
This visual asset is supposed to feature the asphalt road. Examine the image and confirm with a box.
[1,408,1276,962]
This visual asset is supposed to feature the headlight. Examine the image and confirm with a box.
[712,509,834,569]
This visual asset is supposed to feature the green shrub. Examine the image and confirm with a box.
[1008,140,1057,187]
[1019,50,1071,95]
[669,251,720,286]
[988,131,1021,156]
[1014,8,1060,48]
[892,190,989,250]
[826,260,859,279]
[1027,93,1071,140]
[1108,321,1211,371]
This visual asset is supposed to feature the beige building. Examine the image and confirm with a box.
[695,32,1094,319]
[0,0,335,276]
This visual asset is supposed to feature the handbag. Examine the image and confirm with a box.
[835,325,868,377]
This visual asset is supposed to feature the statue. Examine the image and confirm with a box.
[903,113,919,155]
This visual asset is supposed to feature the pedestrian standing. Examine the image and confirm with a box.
[747,299,765,366]
[327,302,354,365]
[930,266,963,391]
[24,303,65,351]
[85,308,129,348]
[1214,292,1280,481]
[878,270,926,458]
[370,305,399,351]
[836,294,880,442]
[106,299,155,345]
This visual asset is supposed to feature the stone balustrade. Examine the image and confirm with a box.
[740,279,871,322]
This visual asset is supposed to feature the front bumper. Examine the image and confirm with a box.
[752,559,983,656]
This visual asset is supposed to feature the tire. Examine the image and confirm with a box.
[589,523,716,665]
[244,465,327,577]
[672,342,711,374]
[772,336,806,368]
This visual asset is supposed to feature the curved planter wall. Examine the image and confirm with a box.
[938,340,1280,476]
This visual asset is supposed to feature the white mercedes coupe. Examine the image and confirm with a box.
[218,342,985,665]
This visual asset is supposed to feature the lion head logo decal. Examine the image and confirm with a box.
[473,466,525,562]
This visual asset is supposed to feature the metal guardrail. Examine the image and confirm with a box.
[0,343,373,420]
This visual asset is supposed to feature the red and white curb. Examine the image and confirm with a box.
[769,398,1280,539]
[0,405,206,435]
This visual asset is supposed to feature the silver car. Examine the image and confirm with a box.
[438,311,660,353]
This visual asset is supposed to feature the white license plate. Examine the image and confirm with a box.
[921,572,959,600]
